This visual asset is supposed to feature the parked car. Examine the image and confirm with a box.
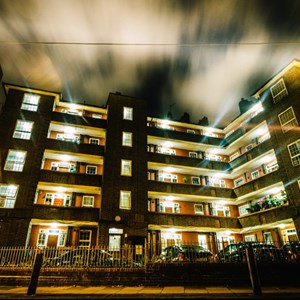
[156,245,214,263]
[43,248,142,268]
[216,242,286,263]
[283,241,300,262]
[43,249,115,267]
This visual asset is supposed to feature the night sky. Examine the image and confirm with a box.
[0,0,300,128]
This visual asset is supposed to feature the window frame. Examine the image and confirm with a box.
[191,176,200,185]
[287,139,300,166]
[122,131,132,147]
[86,165,97,175]
[21,93,40,112]
[194,203,204,215]
[123,106,133,120]
[82,195,94,207]
[270,78,288,103]
[121,159,132,176]
[13,120,33,140]
[89,138,100,145]
[78,230,92,248]
[119,190,131,209]
[4,150,27,172]
[278,106,298,133]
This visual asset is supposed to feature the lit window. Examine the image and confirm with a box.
[82,196,94,207]
[0,184,18,208]
[187,129,195,134]
[78,230,92,247]
[278,107,298,133]
[287,139,300,166]
[45,193,53,205]
[194,204,204,215]
[189,152,198,158]
[37,230,46,246]
[191,177,200,185]
[230,152,239,161]
[239,204,250,216]
[13,120,33,140]
[270,78,288,103]
[234,177,245,187]
[120,190,131,209]
[245,144,253,152]
[122,132,132,147]
[89,138,100,145]
[251,170,259,179]
[86,165,97,175]
[123,106,133,120]
[121,159,132,176]
[4,150,26,172]
[21,93,40,111]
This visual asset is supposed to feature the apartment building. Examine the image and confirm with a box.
[0,59,299,255]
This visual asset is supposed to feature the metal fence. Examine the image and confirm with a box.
[0,246,145,269]
[0,241,298,269]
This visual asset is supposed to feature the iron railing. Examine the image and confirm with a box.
[0,241,298,269]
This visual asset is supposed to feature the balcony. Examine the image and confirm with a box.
[147,212,241,229]
[147,127,227,147]
[148,152,231,171]
[224,128,244,145]
[32,205,99,222]
[230,139,273,169]
[52,111,107,129]
[233,170,282,197]
[45,139,105,156]
[238,205,296,228]
[40,170,103,187]
[148,180,234,198]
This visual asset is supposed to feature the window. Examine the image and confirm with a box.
[191,177,200,185]
[0,184,18,208]
[287,139,300,166]
[251,170,259,179]
[21,93,40,111]
[230,152,239,161]
[189,152,198,158]
[234,177,245,187]
[45,193,53,205]
[122,132,132,147]
[245,235,256,242]
[159,201,180,213]
[37,230,46,246]
[89,138,99,145]
[121,159,132,176]
[239,204,250,216]
[194,204,204,215]
[278,107,298,133]
[13,120,33,140]
[123,106,133,120]
[78,230,91,247]
[270,78,288,103]
[187,129,195,134]
[86,165,97,175]
[82,196,94,207]
[92,113,102,119]
[245,144,253,152]
[4,150,26,172]
[120,190,131,209]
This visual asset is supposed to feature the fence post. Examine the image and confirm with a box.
[27,251,44,296]
[245,244,262,295]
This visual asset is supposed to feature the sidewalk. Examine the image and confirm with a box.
[1,286,300,299]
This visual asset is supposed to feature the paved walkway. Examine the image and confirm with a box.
[1,286,300,299]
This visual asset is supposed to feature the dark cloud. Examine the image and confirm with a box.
[0,0,300,127]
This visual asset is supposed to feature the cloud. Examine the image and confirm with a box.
[0,0,300,128]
